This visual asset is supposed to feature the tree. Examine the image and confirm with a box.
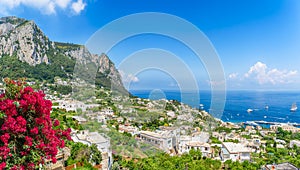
[67,142,89,165]
[189,149,202,160]
[0,78,71,169]
[90,144,102,165]
[111,162,120,170]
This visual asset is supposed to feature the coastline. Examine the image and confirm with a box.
[130,90,300,125]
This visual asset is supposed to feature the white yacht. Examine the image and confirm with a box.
[265,105,269,110]
[199,104,204,110]
[290,103,297,112]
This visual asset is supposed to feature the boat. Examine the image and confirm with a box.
[244,121,259,126]
[199,104,204,110]
[265,105,269,110]
[247,109,253,113]
[290,103,297,112]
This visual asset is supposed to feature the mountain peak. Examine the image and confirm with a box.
[0,16,52,65]
[0,16,127,93]
[0,16,26,26]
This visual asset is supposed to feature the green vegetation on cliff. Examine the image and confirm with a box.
[0,54,74,82]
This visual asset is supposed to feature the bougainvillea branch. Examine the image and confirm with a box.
[0,78,71,169]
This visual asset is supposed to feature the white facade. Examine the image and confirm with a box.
[179,132,211,157]
[118,124,139,136]
[166,111,176,118]
[72,116,87,124]
[52,100,100,113]
[53,99,86,112]
[179,136,192,154]
[270,124,300,133]
[184,141,212,157]
[96,115,107,124]
[221,142,251,162]
[140,131,174,152]
[139,128,180,153]
[290,140,300,148]
[191,132,210,143]
[101,107,114,116]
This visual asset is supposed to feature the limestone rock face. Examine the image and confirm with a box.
[0,16,51,65]
[64,46,88,61]
[98,53,124,88]
[0,16,126,93]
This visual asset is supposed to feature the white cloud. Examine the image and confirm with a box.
[71,0,86,14]
[0,0,20,9]
[55,0,72,8]
[228,73,238,79]
[0,0,86,15]
[119,71,139,84]
[244,61,298,85]
[44,1,56,14]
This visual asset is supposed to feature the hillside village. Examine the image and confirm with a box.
[2,78,299,169]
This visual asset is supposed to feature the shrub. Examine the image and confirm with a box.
[0,78,71,169]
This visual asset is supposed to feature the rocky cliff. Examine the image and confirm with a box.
[0,16,52,65]
[0,16,126,93]
[98,53,124,88]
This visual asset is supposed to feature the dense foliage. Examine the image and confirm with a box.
[49,85,72,95]
[66,142,102,168]
[116,150,271,170]
[0,54,75,83]
[116,150,222,170]
[50,107,102,168]
[0,78,71,169]
[0,53,126,93]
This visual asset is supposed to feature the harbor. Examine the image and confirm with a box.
[242,120,300,128]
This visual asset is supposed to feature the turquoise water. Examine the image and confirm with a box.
[130,90,300,124]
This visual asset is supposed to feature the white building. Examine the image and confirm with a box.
[139,127,180,153]
[184,141,212,157]
[275,139,286,145]
[53,100,86,112]
[212,132,226,142]
[118,124,139,136]
[166,111,176,118]
[270,124,300,133]
[179,135,191,151]
[52,100,100,113]
[246,138,261,153]
[96,115,107,124]
[140,131,174,153]
[72,116,87,124]
[191,132,210,143]
[179,132,211,157]
[221,142,251,162]
[85,104,101,110]
[71,130,113,170]
[263,162,299,170]
[101,107,114,116]
[290,140,300,148]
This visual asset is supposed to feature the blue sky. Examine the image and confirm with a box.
[1,0,300,91]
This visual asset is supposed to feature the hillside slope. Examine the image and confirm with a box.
[0,16,126,93]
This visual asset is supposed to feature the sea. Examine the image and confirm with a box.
[130,90,300,126]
